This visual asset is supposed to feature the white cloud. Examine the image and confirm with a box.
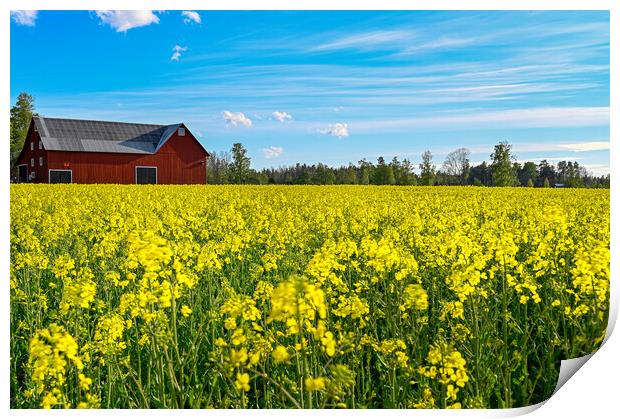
[313,30,412,51]
[582,164,610,176]
[263,146,284,159]
[223,111,252,128]
[320,123,349,138]
[397,37,480,55]
[518,157,585,163]
[170,45,188,62]
[353,107,609,131]
[11,11,38,26]
[95,10,160,33]
[181,11,201,25]
[272,111,292,122]
[502,141,610,154]
[557,141,610,152]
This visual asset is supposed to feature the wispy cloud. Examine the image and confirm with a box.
[170,45,188,62]
[319,123,349,138]
[11,10,38,26]
[518,157,584,163]
[582,164,610,176]
[462,141,610,155]
[263,146,284,158]
[181,11,201,25]
[223,111,252,128]
[272,111,292,122]
[312,30,413,51]
[353,107,609,132]
[557,141,609,152]
[95,10,160,32]
[397,36,480,55]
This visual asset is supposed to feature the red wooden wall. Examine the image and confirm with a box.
[17,126,208,185]
[16,128,49,183]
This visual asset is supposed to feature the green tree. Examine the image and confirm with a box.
[10,92,36,167]
[373,157,388,185]
[386,166,396,185]
[490,141,518,186]
[206,151,231,184]
[519,162,538,187]
[230,142,251,184]
[344,164,357,184]
[538,160,556,187]
[257,172,269,185]
[399,158,416,185]
[359,167,370,185]
[527,178,534,187]
[325,170,336,185]
[419,151,436,186]
[358,159,371,185]
[543,177,550,188]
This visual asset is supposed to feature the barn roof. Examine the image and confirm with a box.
[32,116,204,155]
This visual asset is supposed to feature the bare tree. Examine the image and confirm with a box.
[442,148,471,185]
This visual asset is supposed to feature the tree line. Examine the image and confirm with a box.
[8,92,610,188]
[208,142,610,188]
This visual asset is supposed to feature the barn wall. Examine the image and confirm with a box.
[16,127,48,183]
[46,130,207,184]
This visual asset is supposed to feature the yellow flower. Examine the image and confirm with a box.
[78,373,92,390]
[214,337,228,347]
[321,331,337,356]
[235,372,250,392]
[272,345,290,364]
[400,283,429,313]
[41,391,59,409]
[180,305,192,317]
[305,376,327,392]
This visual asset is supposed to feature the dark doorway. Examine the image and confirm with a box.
[18,165,28,183]
[49,170,72,184]
[136,167,157,184]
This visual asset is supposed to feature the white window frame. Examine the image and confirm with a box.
[39,141,43,149]
[30,158,35,167]
[178,127,185,136]
[30,142,34,151]
[48,169,73,184]
[39,157,43,166]
[30,171,36,180]
[17,164,28,182]
[135,166,158,184]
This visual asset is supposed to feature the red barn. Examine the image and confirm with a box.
[14,116,209,184]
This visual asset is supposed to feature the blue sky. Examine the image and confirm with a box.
[10,10,610,174]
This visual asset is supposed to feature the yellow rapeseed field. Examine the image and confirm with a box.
[10,185,609,409]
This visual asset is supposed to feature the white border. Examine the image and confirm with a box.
[2,2,617,418]
[48,168,73,184]
[135,166,158,184]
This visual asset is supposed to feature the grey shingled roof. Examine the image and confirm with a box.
[33,116,182,154]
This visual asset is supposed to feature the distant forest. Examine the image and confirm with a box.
[207,141,610,188]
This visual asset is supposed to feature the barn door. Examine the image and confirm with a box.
[18,165,28,183]
[49,170,72,184]
[136,167,157,184]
